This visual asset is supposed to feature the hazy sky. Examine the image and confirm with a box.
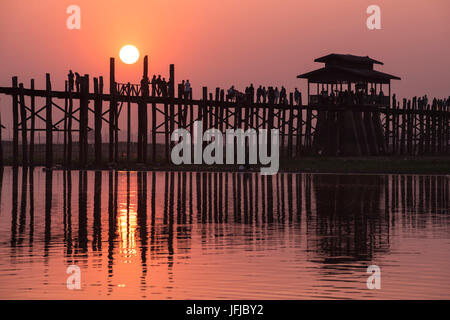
[0,0,449,124]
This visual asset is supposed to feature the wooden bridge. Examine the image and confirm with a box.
[0,54,449,168]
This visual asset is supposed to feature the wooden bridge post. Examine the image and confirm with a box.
[431,101,437,154]
[151,82,157,163]
[373,109,387,154]
[412,98,418,155]
[445,104,449,154]
[215,88,220,129]
[29,79,35,166]
[128,83,132,163]
[190,89,195,164]
[399,99,406,154]
[63,81,68,166]
[169,65,175,157]
[12,77,19,165]
[79,75,89,167]
[267,92,274,156]
[295,104,303,157]
[304,107,312,153]
[279,104,286,158]
[392,95,398,154]
[202,87,208,152]
[395,100,401,154]
[424,103,430,154]
[177,84,183,129]
[19,83,28,166]
[289,93,295,158]
[67,82,73,167]
[169,64,175,98]
[143,100,148,163]
[407,99,413,155]
[437,101,443,154]
[219,90,225,159]
[0,114,3,166]
[45,74,53,168]
[219,89,225,132]
[94,77,103,166]
[142,57,149,163]
[137,62,144,163]
[164,93,170,163]
[385,99,391,154]
[209,92,214,132]
[109,57,116,163]
[244,92,250,163]
[418,97,424,155]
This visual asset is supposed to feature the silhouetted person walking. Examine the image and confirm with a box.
[268,87,274,104]
[156,75,162,96]
[280,86,286,104]
[140,75,149,95]
[184,80,191,99]
[151,75,157,95]
[294,88,301,105]
[227,85,235,101]
[274,87,279,104]
[256,85,262,103]
[75,72,81,92]
[161,78,168,97]
[181,80,186,98]
[68,70,74,92]
[249,84,255,102]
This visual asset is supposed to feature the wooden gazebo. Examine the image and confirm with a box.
[297,53,401,156]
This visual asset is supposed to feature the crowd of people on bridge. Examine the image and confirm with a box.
[417,95,450,109]
[147,76,192,98]
[67,69,192,98]
[66,69,450,111]
[315,86,388,106]
[226,84,302,106]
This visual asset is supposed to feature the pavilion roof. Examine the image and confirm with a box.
[314,54,384,65]
[297,64,401,84]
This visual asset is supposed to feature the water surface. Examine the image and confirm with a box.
[0,167,449,299]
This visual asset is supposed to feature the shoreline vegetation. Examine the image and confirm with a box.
[1,142,449,174]
[1,157,449,175]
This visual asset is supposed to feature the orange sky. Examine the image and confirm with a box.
[0,0,449,122]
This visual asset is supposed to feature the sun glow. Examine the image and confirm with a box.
[119,45,140,64]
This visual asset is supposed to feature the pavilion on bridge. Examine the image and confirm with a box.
[296,53,401,156]
[297,53,400,107]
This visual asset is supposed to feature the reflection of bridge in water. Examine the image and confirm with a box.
[4,168,449,285]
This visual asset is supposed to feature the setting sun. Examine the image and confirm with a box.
[119,45,139,64]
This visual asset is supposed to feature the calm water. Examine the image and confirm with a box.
[0,167,449,299]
